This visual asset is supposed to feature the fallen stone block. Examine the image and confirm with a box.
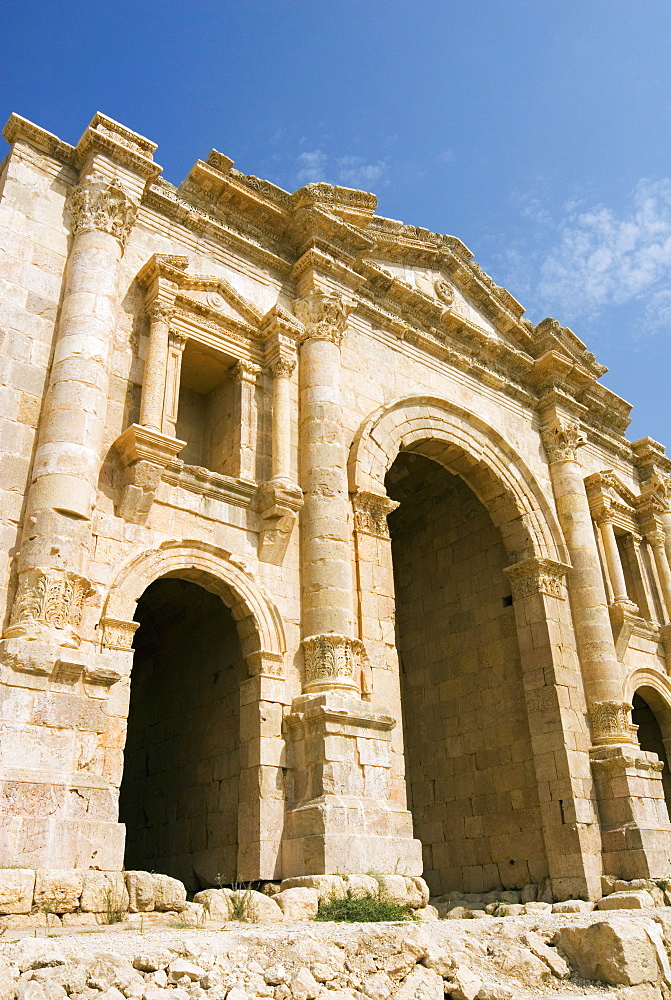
[192,888,233,921]
[152,873,187,912]
[552,899,595,913]
[125,871,155,912]
[446,967,483,1000]
[554,917,660,986]
[395,965,443,1000]
[279,875,346,902]
[597,890,655,910]
[273,887,319,920]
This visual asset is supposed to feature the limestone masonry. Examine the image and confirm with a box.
[3,111,671,902]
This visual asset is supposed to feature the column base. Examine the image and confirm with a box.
[591,743,671,879]
[282,797,423,878]
[283,689,423,878]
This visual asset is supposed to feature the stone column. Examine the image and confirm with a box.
[0,170,138,871]
[281,289,422,878]
[647,531,671,622]
[5,173,137,647]
[598,517,630,605]
[269,354,296,485]
[230,360,261,482]
[162,331,187,438]
[540,404,671,877]
[295,290,356,650]
[139,302,174,431]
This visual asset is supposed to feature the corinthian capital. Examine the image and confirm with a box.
[540,417,586,464]
[293,290,355,348]
[67,173,138,248]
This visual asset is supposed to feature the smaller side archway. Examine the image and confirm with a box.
[626,670,671,818]
[100,540,287,886]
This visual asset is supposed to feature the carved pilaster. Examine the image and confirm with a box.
[503,557,570,601]
[540,417,586,464]
[352,490,399,539]
[302,632,367,694]
[67,173,138,248]
[4,569,92,648]
[590,700,639,747]
[294,290,354,348]
[232,359,262,384]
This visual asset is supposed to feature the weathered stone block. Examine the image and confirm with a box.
[33,870,83,913]
[0,869,35,914]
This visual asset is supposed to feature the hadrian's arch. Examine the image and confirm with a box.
[350,397,597,897]
[101,540,286,889]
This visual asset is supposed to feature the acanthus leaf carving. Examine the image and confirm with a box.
[590,700,639,747]
[293,291,355,348]
[503,557,569,601]
[67,173,138,248]
[302,632,366,694]
[5,568,93,648]
[540,417,586,463]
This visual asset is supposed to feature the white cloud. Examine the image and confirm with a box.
[532,179,671,324]
[294,150,388,190]
[295,149,328,184]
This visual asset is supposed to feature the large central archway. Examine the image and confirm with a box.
[349,396,600,900]
[386,452,546,895]
[119,577,245,890]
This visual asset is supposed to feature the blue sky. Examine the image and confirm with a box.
[2,1,671,445]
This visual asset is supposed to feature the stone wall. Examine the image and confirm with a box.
[388,454,547,895]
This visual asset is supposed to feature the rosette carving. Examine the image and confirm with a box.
[293,291,354,348]
[67,173,138,248]
[5,568,92,648]
[540,417,586,463]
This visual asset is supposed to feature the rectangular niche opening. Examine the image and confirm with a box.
[175,340,237,474]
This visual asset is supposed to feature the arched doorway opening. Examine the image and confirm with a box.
[632,690,671,816]
[118,577,246,890]
[386,452,546,896]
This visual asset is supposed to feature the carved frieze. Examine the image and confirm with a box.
[67,173,138,248]
[540,417,586,464]
[302,632,366,693]
[590,700,639,747]
[293,291,354,348]
[504,557,569,601]
[5,569,92,648]
[352,490,399,539]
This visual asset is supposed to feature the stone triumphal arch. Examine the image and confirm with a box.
[2,111,671,899]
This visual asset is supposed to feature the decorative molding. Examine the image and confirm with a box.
[113,424,186,524]
[503,557,570,600]
[257,481,303,566]
[302,632,366,694]
[4,569,92,648]
[293,291,354,348]
[268,355,296,379]
[540,417,586,463]
[246,650,284,677]
[100,617,140,651]
[67,173,138,248]
[590,700,639,747]
[352,490,399,539]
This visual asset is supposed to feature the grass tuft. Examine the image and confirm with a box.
[315,888,415,923]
